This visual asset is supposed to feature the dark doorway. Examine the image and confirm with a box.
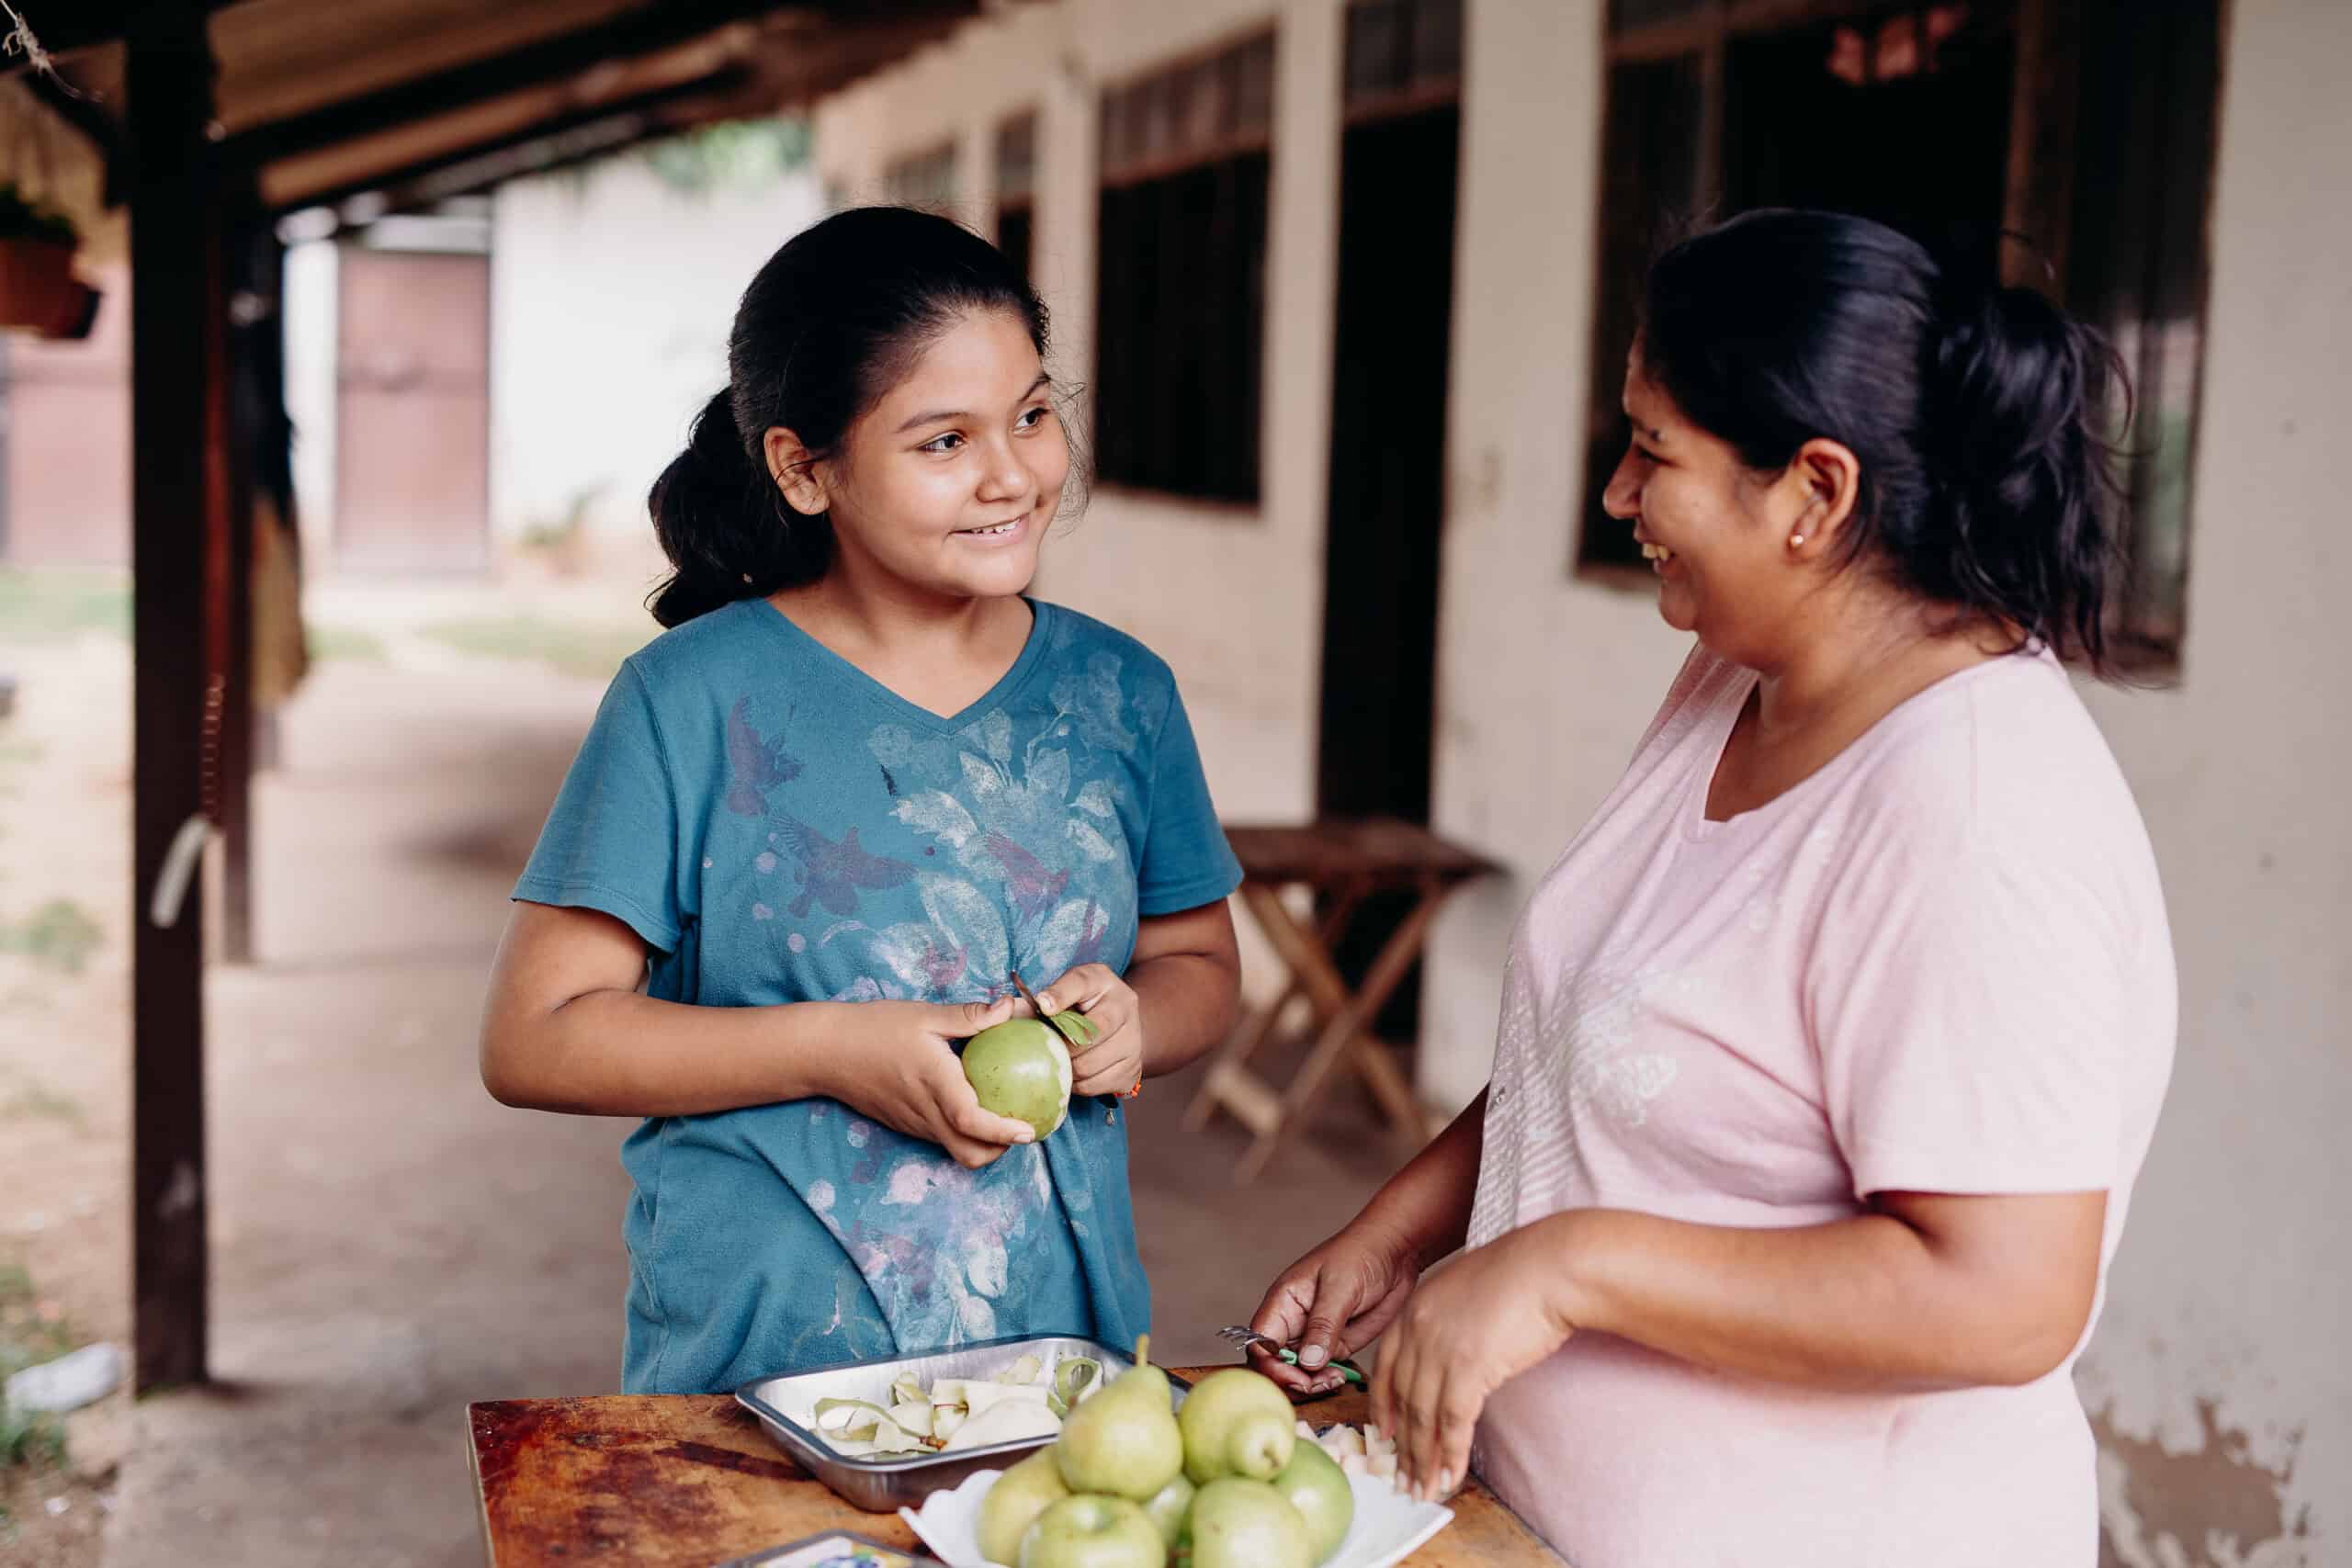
[1316,96,1459,1043]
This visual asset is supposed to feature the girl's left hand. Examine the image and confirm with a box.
[1032,964,1145,1097]
[1370,1218,1580,1503]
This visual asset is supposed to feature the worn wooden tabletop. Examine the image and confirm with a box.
[466,1368,1564,1566]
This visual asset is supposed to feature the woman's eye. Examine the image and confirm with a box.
[920,432,965,455]
[1016,405,1049,432]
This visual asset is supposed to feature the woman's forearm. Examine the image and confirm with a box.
[1359,1091,1488,1269]
[1541,1196,2104,1391]
[482,989,850,1118]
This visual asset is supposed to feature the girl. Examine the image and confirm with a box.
[1246,210,2176,1567]
[481,207,1244,1394]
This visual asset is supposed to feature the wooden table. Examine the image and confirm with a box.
[1188,820,1502,1180]
[467,1367,1562,1566]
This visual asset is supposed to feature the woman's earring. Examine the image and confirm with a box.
[1789,533,1806,547]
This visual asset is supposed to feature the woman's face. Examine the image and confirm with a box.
[785,307,1069,604]
[1600,346,1826,661]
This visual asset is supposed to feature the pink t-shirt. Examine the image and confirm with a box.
[1465,644,2175,1568]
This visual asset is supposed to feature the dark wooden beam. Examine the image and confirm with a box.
[126,0,224,1393]
[217,0,943,168]
[3,0,237,64]
[262,63,753,213]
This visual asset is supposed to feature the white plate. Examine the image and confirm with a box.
[899,1467,1453,1568]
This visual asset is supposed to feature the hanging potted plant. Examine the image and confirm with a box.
[0,182,96,338]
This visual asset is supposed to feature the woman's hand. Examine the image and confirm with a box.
[1033,964,1146,1097]
[1245,1221,1425,1398]
[1370,1221,1578,1503]
[826,998,1038,1168]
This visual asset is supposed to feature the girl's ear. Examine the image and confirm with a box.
[764,427,829,517]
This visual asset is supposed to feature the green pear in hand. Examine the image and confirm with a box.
[1053,1335,1183,1501]
[1176,1367,1296,1484]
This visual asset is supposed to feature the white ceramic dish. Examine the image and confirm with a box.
[899,1466,1453,1568]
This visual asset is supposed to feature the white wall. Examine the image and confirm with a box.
[815,1,2348,1551]
[488,149,825,562]
[2068,0,2352,1553]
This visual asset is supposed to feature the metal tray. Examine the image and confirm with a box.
[735,1333,1191,1514]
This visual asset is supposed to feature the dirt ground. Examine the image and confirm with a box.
[0,569,1413,1568]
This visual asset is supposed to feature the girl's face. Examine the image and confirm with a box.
[783,308,1069,605]
[1600,345,1842,665]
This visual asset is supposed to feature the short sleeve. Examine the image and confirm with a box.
[1808,838,2125,1200]
[1134,679,1244,917]
[513,660,684,952]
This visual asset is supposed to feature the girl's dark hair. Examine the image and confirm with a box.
[648,206,1057,627]
[1640,209,2129,671]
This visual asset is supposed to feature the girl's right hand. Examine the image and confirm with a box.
[1246,1219,1424,1397]
[823,997,1038,1169]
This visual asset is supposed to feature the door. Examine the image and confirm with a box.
[334,247,490,575]
[1316,99,1461,1042]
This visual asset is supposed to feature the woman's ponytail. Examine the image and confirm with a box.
[1925,284,2126,668]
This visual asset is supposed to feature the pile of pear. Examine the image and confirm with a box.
[976,1337,1354,1568]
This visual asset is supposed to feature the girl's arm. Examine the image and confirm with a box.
[1129,898,1242,1076]
[478,901,1036,1167]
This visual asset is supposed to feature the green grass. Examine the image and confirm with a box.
[0,1263,74,1471]
[418,615,653,682]
[0,570,130,645]
[308,624,390,663]
[0,900,103,975]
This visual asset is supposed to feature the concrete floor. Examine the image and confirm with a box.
[39,590,1416,1568]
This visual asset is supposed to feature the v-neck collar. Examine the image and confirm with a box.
[751,595,1055,734]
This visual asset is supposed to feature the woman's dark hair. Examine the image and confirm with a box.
[1640,209,2130,671]
[648,206,1057,627]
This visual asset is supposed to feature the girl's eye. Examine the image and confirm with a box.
[1015,405,1049,431]
[920,432,965,455]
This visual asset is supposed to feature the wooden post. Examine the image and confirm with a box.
[126,0,224,1393]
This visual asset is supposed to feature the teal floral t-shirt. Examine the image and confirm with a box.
[514,597,1242,1393]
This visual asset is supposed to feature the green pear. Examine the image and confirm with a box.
[978,1447,1071,1567]
[963,1017,1073,1139]
[1176,1368,1295,1485]
[1182,1478,1312,1568]
[1270,1437,1353,1564]
[1141,1472,1195,1548]
[1053,1335,1183,1501]
[1017,1495,1165,1568]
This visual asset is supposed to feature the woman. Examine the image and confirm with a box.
[1246,209,2174,1566]
[480,208,1242,1393]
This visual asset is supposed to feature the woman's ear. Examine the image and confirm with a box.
[1781,436,1861,558]
[763,427,829,517]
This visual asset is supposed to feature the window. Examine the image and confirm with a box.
[996,110,1038,288]
[883,141,957,212]
[1343,0,1463,118]
[1572,0,2221,664]
[1093,31,1276,505]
